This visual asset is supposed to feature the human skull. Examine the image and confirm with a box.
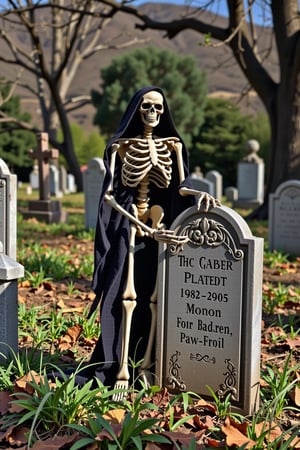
[139,91,164,128]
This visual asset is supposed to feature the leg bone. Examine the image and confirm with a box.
[140,205,163,379]
[116,299,137,382]
[122,224,137,300]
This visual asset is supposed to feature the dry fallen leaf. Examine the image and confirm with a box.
[0,391,11,416]
[58,324,83,350]
[14,371,43,394]
[103,408,126,424]
[222,417,256,449]
[289,373,300,407]
[30,433,79,449]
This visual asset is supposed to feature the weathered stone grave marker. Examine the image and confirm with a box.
[234,140,265,209]
[59,166,68,194]
[0,159,24,360]
[156,205,263,415]
[50,164,61,197]
[206,170,223,201]
[83,157,106,229]
[190,175,214,196]
[269,180,300,255]
[23,133,67,223]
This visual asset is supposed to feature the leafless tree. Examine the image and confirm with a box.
[98,0,300,219]
[0,0,146,190]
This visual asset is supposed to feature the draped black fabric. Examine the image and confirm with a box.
[89,86,195,386]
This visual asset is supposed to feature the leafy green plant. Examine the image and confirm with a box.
[264,250,289,268]
[260,352,300,418]
[75,308,101,340]
[246,414,300,449]
[4,366,117,447]
[24,268,53,288]
[0,345,61,389]
[70,385,170,450]
[41,310,70,343]
[159,390,196,433]
[262,283,291,314]
[67,280,81,295]
[205,385,243,421]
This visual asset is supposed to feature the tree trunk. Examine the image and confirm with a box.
[50,106,83,192]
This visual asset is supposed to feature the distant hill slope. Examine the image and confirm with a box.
[1,3,275,131]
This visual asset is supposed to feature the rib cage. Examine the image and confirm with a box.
[121,140,172,189]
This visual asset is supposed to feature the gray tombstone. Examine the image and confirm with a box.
[0,159,24,360]
[269,180,300,255]
[156,204,263,415]
[83,158,106,229]
[190,176,214,196]
[29,163,39,190]
[59,166,68,194]
[225,186,238,203]
[234,140,265,209]
[206,170,223,201]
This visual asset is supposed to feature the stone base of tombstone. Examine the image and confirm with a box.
[23,200,67,224]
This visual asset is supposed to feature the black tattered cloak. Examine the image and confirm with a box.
[89,86,195,386]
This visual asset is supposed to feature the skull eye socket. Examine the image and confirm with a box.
[141,102,152,109]
[155,104,163,111]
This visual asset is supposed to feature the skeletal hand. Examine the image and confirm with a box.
[153,229,189,245]
[196,192,221,211]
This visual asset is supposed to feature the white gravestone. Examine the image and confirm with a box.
[156,205,263,415]
[83,158,106,229]
[67,173,76,193]
[206,170,223,201]
[0,159,24,360]
[269,180,300,255]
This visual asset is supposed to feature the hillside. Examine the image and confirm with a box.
[1,3,276,131]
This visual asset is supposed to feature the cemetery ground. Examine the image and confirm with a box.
[0,188,299,450]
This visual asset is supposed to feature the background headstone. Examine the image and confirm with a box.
[156,205,263,415]
[67,173,76,193]
[0,159,24,360]
[23,133,67,223]
[83,158,106,229]
[190,176,214,196]
[234,140,265,209]
[269,180,300,255]
[59,166,68,194]
[29,163,39,190]
[50,164,61,197]
[225,186,238,203]
[206,170,223,201]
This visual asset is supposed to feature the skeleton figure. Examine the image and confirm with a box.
[88,87,219,394]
